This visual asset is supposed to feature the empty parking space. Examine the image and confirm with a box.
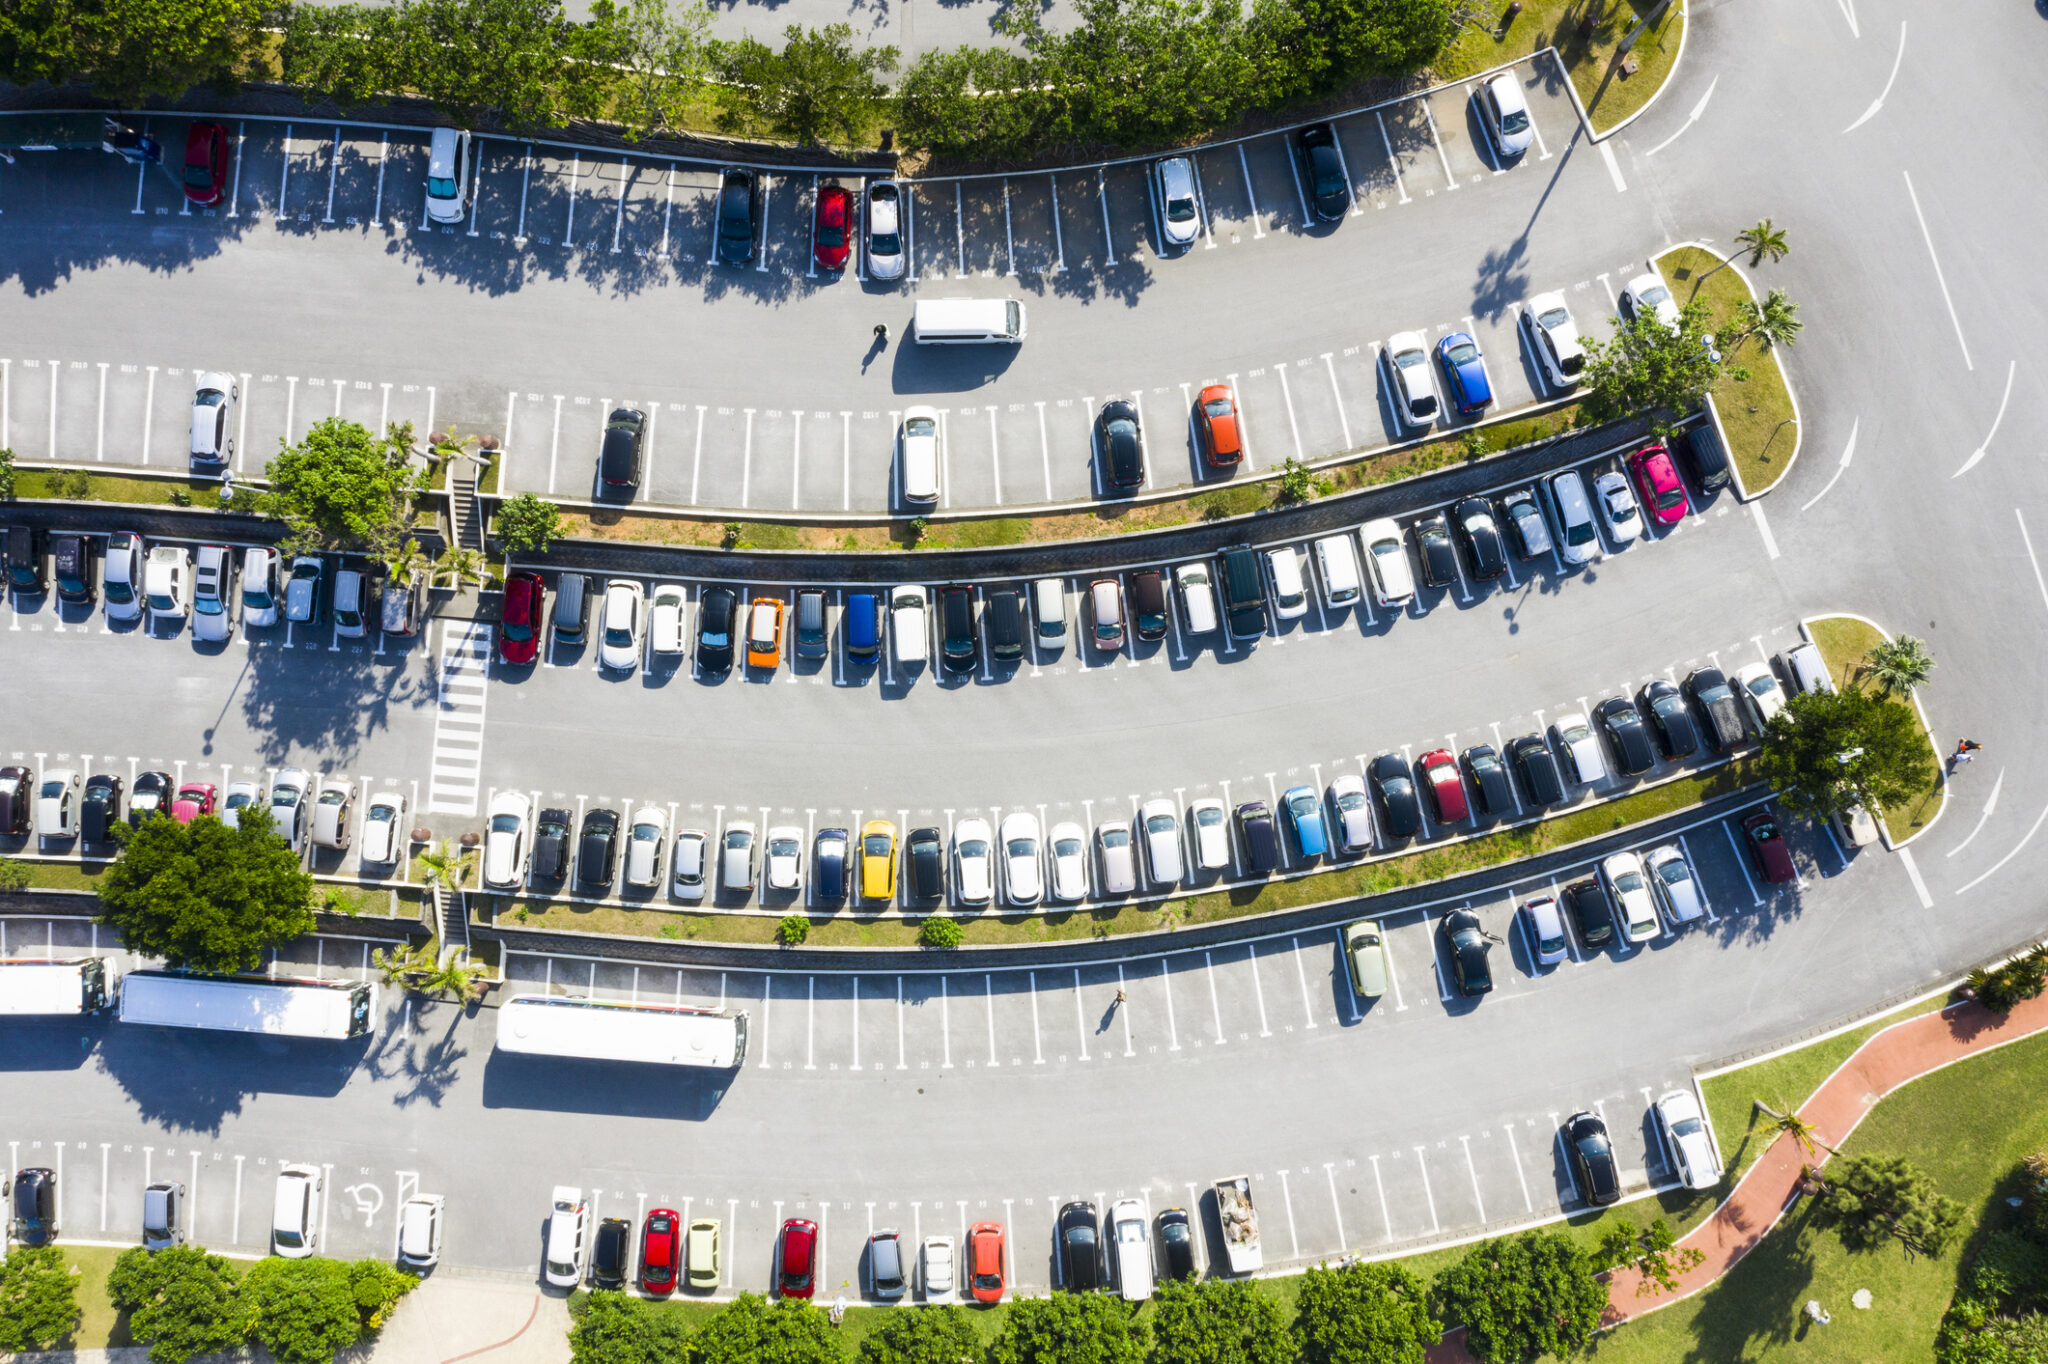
[1373,99,1451,199]
[1420,83,1493,188]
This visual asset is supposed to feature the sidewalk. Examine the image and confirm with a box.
[1428,989,2048,1362]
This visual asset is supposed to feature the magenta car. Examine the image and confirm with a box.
[1628,445,1691,526]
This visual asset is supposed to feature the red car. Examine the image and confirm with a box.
[1628,444,1691,526]
[499,572,546,666]
[1195,384,1243,467]
[967,1221,1006,1304]
[813,184,852,271]
[640,1208,680,1295]
[778,1218,819,1299]
[1741,810,1796,884]
[182,122,230,207]
[1418,749,1469,824]
[171,783,217,824]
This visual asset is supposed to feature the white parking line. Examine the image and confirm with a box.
[1502,1124,1534,1211]
[1374,112,1412,204]
[610,158,629,252]
[1288,936,1319,1029]
[1204,951,1226,1044]
[1235,145,1265,237]
[1321,353,1353,448]
[1598,140,1627,193]
[514,145,532,244]
[1001,179,1016,276]
[279,122,294,223]
[324,128,341,224]
[1276,1168,1301,1258]
[1096,169,1116,265]
[1722,820,1765,906]
[1459,1135,1485,1222]
[1047,175,1065,272]
[1413,1146,1441,1232]
[1273,362,1306,459]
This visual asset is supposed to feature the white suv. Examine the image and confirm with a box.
[625,806,668,888]
[271,1164,322,1258]
[1384,332,1439,427]
[543,1187,588,1288]
[483,790,532,888]
[103,532,145,623]
[424,127,472,225]
[1138,798,1183,886]
[191,544,238,643]
[143,545,190,619]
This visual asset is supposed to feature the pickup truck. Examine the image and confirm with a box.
[1214,1175,1262,1273]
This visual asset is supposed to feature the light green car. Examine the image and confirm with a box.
[1345,921,1388,997]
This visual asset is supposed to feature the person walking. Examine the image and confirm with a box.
[1114,988,1127,1005]
[873,322,889,342]
[1953,739,1980,768]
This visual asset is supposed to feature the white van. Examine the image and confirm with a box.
[1313,535,1362,608]
[899,406,941,505]
[1173,563,1219,635]
[913,297,1026,345]
[1782,642,1835,696]
[1265,547,1308,621]
[1032,578,1066,649]
[1108,1199,1155,1302]
[1831,801,1880,851]
[272,1164,322,1258]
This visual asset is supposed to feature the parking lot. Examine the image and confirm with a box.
[0,54,1642,516]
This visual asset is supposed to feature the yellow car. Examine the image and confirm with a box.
[859,820,898,900]
[745,596,784,670]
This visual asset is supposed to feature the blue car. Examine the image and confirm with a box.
[1282,785,1329,859]
[1435,333,1494,416]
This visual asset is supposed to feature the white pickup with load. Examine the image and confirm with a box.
[1214,1175,1262,1273]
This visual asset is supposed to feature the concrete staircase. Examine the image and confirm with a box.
[448,462,485,554]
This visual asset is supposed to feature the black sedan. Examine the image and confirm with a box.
[1564,1112,1621,1206]
[1412,513,1458,588]
[1370,753,1421,838]
[1511,735,1565,807]
[532,807,573,880]
[577,808,621,889]
[598,408,645,493]
[1640,679,1701,760]
[1563,876,1614,947]
[1096,400,1146,492]
[697,587,737,672]
[11,1167,56,1246]
[1441,908,1494,997]
[1452,497,1508,580]
[1294,123,1350,222]
[1157,1207,1198,1280]
[591,1216,632,1288]
[1686,666,1747,753]
[1597,697,1657,776]
[1058,1201,1101,1291]
[715,168,757,265]
[129,770,172,828]
[1461,745,1515,818]
[907,827,945,900]
[81,774,123,844]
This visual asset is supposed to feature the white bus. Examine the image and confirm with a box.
[495,994,750,1069]
[0,956,121,1015]
[118,970,376,1040]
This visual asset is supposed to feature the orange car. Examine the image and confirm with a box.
[1195,384,1242,468]
[745,596,784,669]
[967,1221,1005,1304]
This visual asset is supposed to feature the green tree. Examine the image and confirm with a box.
[97,805,316,975]
[715,24,897,146]
[1293,1260,1439,1364]
[242,1258,360,1364]
[989,1293,1147,1364]
[0,0,269,103]
[1862,635,1934,697]
[1591,1218,1704,1298]
[920,916,963,949]
[108,1246,248,1364]
[1750,1098,1833,1161]
[1734,217,1790,269]
[0,1246,81,1352]
[1819,1154,1967,1260]
[346,1257,417,1329]
[1273,457,1316,505]
[1428,1230,1604,1364]
[410,0,615,130]
[858,1304,984,1364]
[1577,304,1724,437]
[280,4,408,111]
[894,46,1047,160]
[1756,687,1936,819]
[263,416,425,555]
[1003,0,1261,149]
[586,0,713,139]
[494,492,565,556]
[415,837,477,894]
[692,1292,844,1364]
[1725,287,1802,357]
[373,940,488,1005]
[1260,0,1455,97]
[1149,1275,1292,1364]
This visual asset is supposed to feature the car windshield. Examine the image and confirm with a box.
[1501,108,1530,133]
[960,840,988,859]
[1446,342,1479,366]
[864,835,891,857]
[817,223,845,247]
[870,229,899,254]
[1640,284,1671,308]
[1538,306,1570,331]
[1054,838,1082,857]
[1394,348,1426,369]
[1166,195,1197,222]
[1671,1115,1704,1137]
[336,605,361,629]
[194,593,223,614]
[1108,418,1135,441]
[1656,860,1688,885]
[491,814,521,836]
[1146,814,1175,834]
[1751,821,1779,841]
[1287,794,1314,817]
[1006,838,1034,857]
[1539,926,1566,953]
[1746,675,1777,697]
[427,174,457,198]
[1566,520,1596,546]
[770,838,798,857]
[182,163,214,187]
[273,789,300,808]
[503,618,531,642]
[147,591,177,612]
[1195,806,1222,828]
[1658,488,1686,510]
[1615,872,1645,894]
[906,417,935,437]
[604,624,633,647]
[1336,791,1367,811]
[195,389,225,407]
[106,579,133,604]
[1576,1133,1609,1160]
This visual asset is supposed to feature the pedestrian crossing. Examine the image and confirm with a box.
[426,622,492,816]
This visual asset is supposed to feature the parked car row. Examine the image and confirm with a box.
[0,528,426,639]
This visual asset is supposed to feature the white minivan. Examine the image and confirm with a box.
[913,297,1026,344]
[1173,563,1220,635]
[1265,547,1309,621]
[1782,642,1835,696]
[424,127,471,225]
[1032,578,1066,649]
[899,406,941,505]
[1313,535,1362,608]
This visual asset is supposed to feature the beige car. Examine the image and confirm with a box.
[1344,921,1388,997]
[686,1217,721,1290]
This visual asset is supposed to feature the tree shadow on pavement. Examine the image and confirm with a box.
[238,633,434,772]
[362,996,471,1109]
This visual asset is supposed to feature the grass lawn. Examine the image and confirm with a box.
[550,405,1582,553]
[59,1244,130,1350]
[1583,1028,2048,1364]
[1439,0,1684,135]
[1805,616,1944,845]
[494,760,1754,949]
[13,467,232,508]
[1651,245,1800,496]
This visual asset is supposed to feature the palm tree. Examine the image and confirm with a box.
[1753,1098,1834,1159]
[434,545,490,590]
[1735,218,1790,268]
[1726,288,1803,356]
[1862,636,1934,697]
[415,838,475,894]
[371,941,487,1004]
[380,536,429,586]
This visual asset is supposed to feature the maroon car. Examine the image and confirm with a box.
[778,1218,819,1299]
[1418,749,1470,824]
[183,122,229,207]
[499,572,546,666]
[813,185,852,271]
[1741,810,1796,884]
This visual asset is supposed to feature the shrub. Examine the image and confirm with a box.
[0,446,14,499]
[1272,457,1316,505]
[919,916,963,949]
[493,493,563,556]
[778,915,810,946]
[0,858,29,892]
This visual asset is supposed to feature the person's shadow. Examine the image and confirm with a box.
[862,330,889,373]
[1095,999,1121,1035]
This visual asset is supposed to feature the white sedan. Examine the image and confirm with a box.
[1520,894,1570,967]
[1553,712,1608,786]
[648,583,686,655]
[1188,798,1230,871]
[597,579,645,672]
[1655,1089,1721,1191]
[1138,798,1182,886]
[625,807,668,888]
[1047,822,1088,902]
[1329,774,1373,853]
[189,371,237,465]
[1601,851,1662,945]
[865,180,904,280]
[1621,271,1681,330]
[361,790,408,866]
[1519,292,1584,392]
[483,790,532,888]
[1383,331,1439,427]
[952,819,994,905]
[1155,156,1199,247]
[1358,518,1416,609]
[890,585,929,667]
[1644,844,1706,924]
[1734,661,1786,729]
[999,812,1042,906]
[921,1235,956,1304]
[1591,471,1641,545]
[765,825,804,892]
